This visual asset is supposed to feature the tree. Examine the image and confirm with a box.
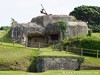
[0,27,4,30]
[0,26,11,31]
[69,5,100,25]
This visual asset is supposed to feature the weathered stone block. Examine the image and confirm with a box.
[36,57,83,72]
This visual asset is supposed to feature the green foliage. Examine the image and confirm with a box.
[80,35,100,50]
[69,5,100,25]
[89,25,100,32]
[87,29,92,36]
[57,33,100,57]
[54,41,70,51]
[0,26,11,31]
[0,27,4,30]
[58,20,68,40]
[64,33,100,50]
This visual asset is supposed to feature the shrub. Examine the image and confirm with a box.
[0,26,11,31]
[89,25,100,32]
[87,29,92,36]
[57,34,100,57]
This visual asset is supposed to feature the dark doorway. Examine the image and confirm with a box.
[27,34,46,47]
[50,34,59,40]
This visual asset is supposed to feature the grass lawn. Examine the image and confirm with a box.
[0,70,99,75]
[0,42,39,71]
[0,42,100,70]
[0,43,38,64]
[82,56,100,67]
[39,47,100,68]
[0,42,100,71]
[0,42,81,71]
[39,47,79,56]
[0,43,79,65]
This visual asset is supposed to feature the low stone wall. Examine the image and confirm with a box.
[36,57,83,72]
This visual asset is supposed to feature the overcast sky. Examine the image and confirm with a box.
[0,0,100,27]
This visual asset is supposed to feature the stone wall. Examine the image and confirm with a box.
[36,57,83,72]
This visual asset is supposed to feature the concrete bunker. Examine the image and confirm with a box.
[27,33,46,47]
[11,15,88,47]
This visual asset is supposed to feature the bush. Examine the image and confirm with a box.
[53,41,65,51]
[89,25,100,32]
[0,26,11,31]
[0,27,4,30]
[87,29,92,36]
[63,34,100,50]
[57,34,100,57]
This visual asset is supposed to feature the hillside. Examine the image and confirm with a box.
[0,30,12,43]
[0,30,100,74]
[0,30,39,71]
[0,30,80,71]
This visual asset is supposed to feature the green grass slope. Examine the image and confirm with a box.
[0,43,39,71]
[0,30,100,72]
[0,30,82,71]
[0,30,12,43]
[0,30,39,71]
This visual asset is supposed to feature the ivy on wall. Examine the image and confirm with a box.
[58,20,68,41]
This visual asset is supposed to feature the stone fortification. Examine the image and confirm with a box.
[11,15,88,47]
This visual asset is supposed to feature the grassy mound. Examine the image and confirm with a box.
[0,30,40,71]
[0,43,39,71]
